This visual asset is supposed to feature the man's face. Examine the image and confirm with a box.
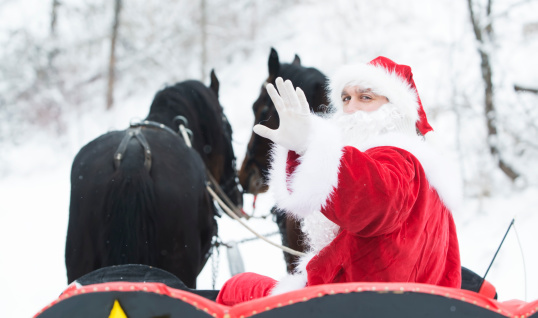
[341,85,389,114]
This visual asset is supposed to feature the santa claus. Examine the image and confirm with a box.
[216,56,462,306]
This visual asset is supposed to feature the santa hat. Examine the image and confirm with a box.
[328,56,433,136]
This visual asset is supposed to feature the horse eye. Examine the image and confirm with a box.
[260,105,269,116]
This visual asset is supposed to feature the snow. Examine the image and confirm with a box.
[1,1,538,317]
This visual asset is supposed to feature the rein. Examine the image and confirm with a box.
[173,116,245,219]
[206,186,305,257]
[176,122,306,257]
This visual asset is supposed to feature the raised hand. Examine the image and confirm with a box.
[253,77,312,155]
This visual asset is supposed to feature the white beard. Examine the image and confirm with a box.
[329,103,414,148]
[301,211,340,254]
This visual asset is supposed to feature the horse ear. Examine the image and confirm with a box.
[210,69,219,98]
[268,47,280,80]
[292,54,301,66]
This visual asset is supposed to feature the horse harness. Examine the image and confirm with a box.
[112,119,241,217]
[113,120,188,173]
[113,118,305,258]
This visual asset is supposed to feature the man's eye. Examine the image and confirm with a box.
[360,95,372,100]
[342,96,351,102]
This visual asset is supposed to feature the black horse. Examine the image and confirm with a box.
[238,48,329,273]
[66,71,242,288]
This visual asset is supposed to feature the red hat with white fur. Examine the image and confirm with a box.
[328,56,433,136]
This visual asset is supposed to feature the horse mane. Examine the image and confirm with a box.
[276,63,329,113]
[278,63,325,86]
[172,80,225,142]
[146,80,227,156]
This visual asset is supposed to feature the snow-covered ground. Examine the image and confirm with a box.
[1,1,538,317]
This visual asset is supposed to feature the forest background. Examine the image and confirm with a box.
[1,0,537,317]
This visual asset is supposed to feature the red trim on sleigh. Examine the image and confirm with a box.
[35,281,538,318]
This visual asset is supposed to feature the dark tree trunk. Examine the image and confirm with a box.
[50,0,60,36]
[200,0,208,82]
[106,0,122,110]
[467,0,519,182]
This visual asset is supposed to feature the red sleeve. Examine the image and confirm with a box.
[216,272,277,306]
[286,151,300,174]
[322,146,420,236]
[284,151,301,193]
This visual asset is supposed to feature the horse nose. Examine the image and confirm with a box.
[235,189,246,207]
[238,169,251,193]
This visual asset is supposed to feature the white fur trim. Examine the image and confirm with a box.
[328,63,420,125]
[268,116,344,219]
[302,211,339,254]
[270,272,308,295]
[270,252,315,295]
[358,133,462,211]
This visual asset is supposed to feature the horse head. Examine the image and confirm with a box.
[145,72,243,208]
[239,48,330,194]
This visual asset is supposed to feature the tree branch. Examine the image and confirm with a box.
[483,0,535,30]
[514,84,538,94]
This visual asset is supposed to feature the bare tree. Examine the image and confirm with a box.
[106,0,122,110]
[467,0,519,182]
[200,0,208,82]
[50,0,60,36]
[48,0,61,71]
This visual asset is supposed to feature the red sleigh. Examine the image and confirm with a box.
[35,276,538,318]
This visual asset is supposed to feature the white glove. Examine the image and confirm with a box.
[253,77,312,155]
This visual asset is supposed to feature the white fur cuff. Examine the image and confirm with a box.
[270,272,308,295]
[268,116,344,219]
[270,252,315,295]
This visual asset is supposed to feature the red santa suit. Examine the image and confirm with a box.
[217,57,462,306]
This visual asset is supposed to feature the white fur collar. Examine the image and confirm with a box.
[268,117,462,219]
